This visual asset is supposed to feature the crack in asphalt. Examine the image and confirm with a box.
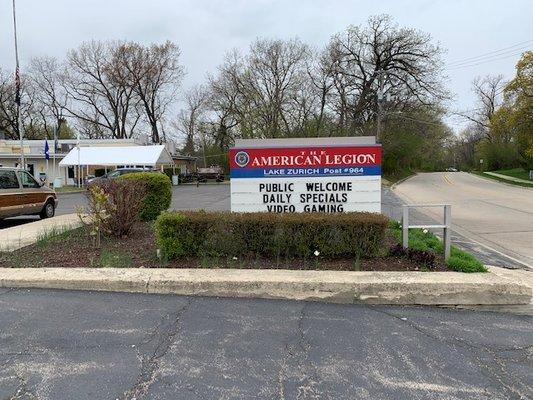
[6,372,38,400]
[0,288,15,297]
[121,298,193,400]
[368,306,532,399]
[276,303,325,400]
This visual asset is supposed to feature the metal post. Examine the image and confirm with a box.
[402,206,409,249]
[376,69,384,142]
[443,205,451,261]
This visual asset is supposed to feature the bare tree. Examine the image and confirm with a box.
[210,39,312,139]
[63,41,141,139]
[0,69,18,138]
[457,75,505,142]
[28,56,69,138]
[0,67,48,139]
[117,41,184,143]
[324,14,447,135]
[175,85,208,154]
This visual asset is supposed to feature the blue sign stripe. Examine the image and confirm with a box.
[231,166,381,178]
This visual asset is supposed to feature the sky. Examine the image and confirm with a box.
[1,0,532,132]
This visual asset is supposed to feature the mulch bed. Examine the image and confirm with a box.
[0,222,450,272]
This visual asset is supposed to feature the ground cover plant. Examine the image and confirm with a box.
[389,221,487,273]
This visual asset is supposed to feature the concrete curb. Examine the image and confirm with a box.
[0,267,531,305]
[0,214,82,252]
[390,173,417,190]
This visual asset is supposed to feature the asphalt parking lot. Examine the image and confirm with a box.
[0,288,531,400]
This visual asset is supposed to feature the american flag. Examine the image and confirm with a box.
[14,66,21,106]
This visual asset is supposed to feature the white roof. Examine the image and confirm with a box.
[59,145,173,167]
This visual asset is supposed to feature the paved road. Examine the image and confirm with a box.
[394,172,533,269]
[0,288,531,400]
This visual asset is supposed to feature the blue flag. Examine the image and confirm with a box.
[44,139,50,160]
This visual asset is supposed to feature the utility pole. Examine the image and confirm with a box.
[376,69,385,143]
[12,0,24,169]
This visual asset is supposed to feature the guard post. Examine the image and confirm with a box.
[402,204,452,261]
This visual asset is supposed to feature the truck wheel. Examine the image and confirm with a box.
[40,201,55,219]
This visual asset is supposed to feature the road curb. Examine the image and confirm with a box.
[0,267,531,305]
[390,173,417,190]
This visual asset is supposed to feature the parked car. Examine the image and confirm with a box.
[85,168,146,186]
[196,166,225,183]
[0,167,58,219]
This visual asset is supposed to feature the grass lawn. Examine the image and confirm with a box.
[54,186,87,194]
[493,168,531,181]
[472,171,533,188]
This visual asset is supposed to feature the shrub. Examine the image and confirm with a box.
[156,211,389,260]
[121,172,172,221]
[84,180,147,239]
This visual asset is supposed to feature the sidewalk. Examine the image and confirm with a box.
[0,267,531,305]
[0,214,81,251]
[484,171,533,184]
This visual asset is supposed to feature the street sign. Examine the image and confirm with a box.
[230,137,382,213]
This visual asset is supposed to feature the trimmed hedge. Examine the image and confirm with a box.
[156,211,389,260]
[120,172,172,221]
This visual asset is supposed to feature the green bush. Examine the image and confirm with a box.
[156,211,389,260]
[120,172,171,221]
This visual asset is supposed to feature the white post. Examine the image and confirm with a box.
[402,206,409,249]
[443,205,451,261]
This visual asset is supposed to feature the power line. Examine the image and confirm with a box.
[387,113,463,127]
[446,39,533,66]
[445,51,528,70]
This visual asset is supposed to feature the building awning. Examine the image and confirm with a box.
[59,145,173,167]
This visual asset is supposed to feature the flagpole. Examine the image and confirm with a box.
[53,124,57,186]
[12,0,24,169]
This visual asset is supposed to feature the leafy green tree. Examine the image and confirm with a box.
[490,52,533,169]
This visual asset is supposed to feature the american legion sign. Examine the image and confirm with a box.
[230,137,381,213]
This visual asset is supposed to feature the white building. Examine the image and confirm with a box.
[0,138,197,186]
